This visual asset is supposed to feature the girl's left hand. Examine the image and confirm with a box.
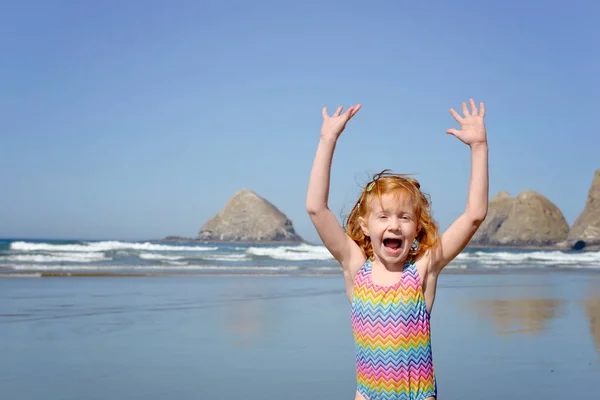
[446,99,487,147]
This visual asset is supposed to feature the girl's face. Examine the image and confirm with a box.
[360,191,419,267]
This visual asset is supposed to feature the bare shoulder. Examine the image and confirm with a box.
[414,251,441,312]
[341,246,367,285]
[412,252,424,278]
[419,239,446,276]
[337,247,366,302]
[308,208,365,275]
[414,248,443,286]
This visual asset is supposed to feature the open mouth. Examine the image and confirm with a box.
[383,238,402,250]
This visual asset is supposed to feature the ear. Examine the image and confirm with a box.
[412,226,420,240]
[359,216,370,237]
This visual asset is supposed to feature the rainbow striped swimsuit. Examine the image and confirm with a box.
[351,258,437,400]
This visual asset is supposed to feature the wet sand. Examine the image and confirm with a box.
[1,271,599,399]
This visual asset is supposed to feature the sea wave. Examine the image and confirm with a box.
[6,264,305,272]
[246,243,334,261]
[0,252,110,263]
[10,241,218,253]
[455,250,600,267]
[139,253,184,261]
[2,239,599,274]
[203,254,250,262]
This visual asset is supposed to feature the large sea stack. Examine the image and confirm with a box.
[567,169,600,249]
[198,189,304,243]
[470,190,569,247]
[469,191,513,245]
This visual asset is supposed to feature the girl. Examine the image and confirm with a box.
[306,99,488,400]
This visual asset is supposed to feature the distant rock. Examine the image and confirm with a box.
[470,190,569,247]
[160,236,195,242]
[470,191,513,245]
[567,169,600,250]
[198,189,304,243]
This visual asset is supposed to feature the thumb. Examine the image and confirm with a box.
[446,128,460,136]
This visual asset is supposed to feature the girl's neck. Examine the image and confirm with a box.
[372,255,407,272]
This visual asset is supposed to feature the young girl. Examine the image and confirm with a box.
[306,99,488,400]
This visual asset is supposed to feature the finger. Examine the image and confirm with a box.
[449,108,463,122]
[446,128,460,136]
[339,106,351,120]
[334,106,343,117]
[344,106,354,119]
[461,102,470,117]
[322,107,329,119]
[469,98,478,116]
[480,102,485,117]
[348,104,362,119]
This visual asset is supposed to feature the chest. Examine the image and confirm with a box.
[350,283,430,339]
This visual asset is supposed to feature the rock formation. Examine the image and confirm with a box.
[161,236,194,242]
[567,169,600,249]
[470,190,569,247]
[198,189,304,243]
[469,191,513,245]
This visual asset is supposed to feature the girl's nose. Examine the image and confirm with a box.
[389,218,402,232]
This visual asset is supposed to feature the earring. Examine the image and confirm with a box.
[411,239,419,251]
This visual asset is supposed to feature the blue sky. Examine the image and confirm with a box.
[1,0,598,242]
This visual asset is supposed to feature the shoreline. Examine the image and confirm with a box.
[156,238,600,252]
[155,237,312,245]
[5,237,599,252]
[467,244,600,252]
[2,268,600,278]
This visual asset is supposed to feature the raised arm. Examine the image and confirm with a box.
[429,99,489,273]
[306,104,364,271]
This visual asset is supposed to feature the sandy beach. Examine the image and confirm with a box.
[1,271,599,400]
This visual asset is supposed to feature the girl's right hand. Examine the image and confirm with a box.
[320,104,361,140]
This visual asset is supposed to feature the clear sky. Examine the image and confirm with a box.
[1,0,598,242]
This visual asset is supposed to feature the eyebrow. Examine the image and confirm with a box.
[375,207,414,215]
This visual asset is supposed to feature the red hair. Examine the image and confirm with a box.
[343,170,439,261]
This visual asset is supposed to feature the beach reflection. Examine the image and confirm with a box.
[222,280,270,348]
[583,284,600,358]
[470,298,566,335]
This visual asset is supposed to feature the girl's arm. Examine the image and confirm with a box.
[428,99,489,273]
[306,105,365,273]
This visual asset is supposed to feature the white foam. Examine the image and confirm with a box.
[139,253,184,261]
[8,264,303,272]
[10,241,218,253]
[0,273,42,278]
[165,261,189,266]
[1,252,110,263]
[454,250,600,268]
[445,263,469,270]
[203,254,249,262]
[246,243,334,261]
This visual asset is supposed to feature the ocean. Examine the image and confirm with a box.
[1,238,599,276]
[1,239,599,399]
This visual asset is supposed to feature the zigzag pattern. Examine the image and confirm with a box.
[351,259,437,400]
